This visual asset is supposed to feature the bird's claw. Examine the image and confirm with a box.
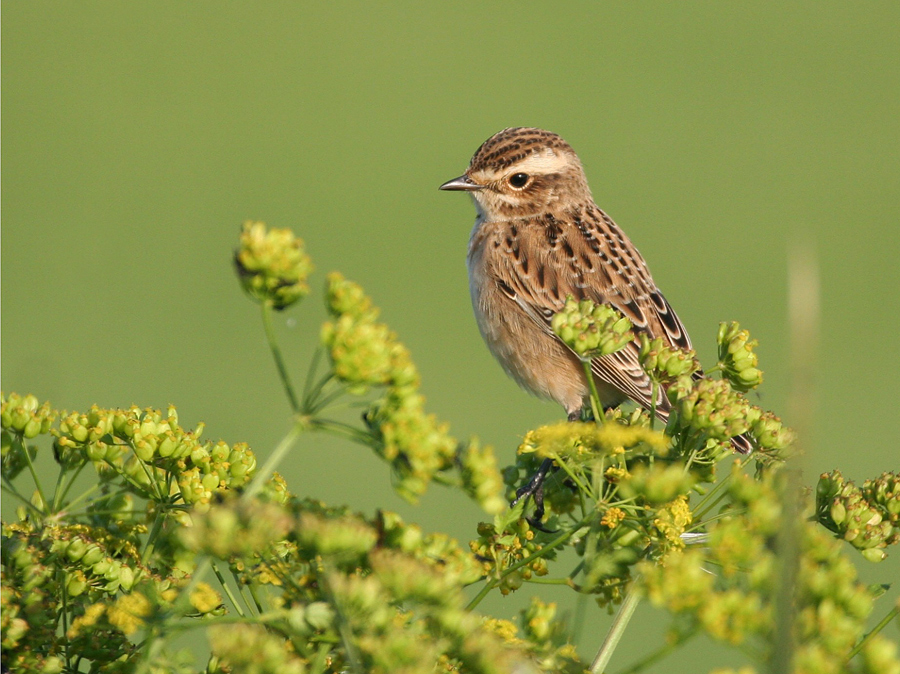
[511,458,557,532]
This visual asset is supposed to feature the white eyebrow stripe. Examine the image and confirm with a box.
[511,148,569,175]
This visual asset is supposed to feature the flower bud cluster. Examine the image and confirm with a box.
[322,273,414,393]
[518,597,584,673]
[2,523,55,652]
[323,274,464,502]
[234,220,313,310]
[717,322,763,392]
[2,520,155,672]
[262,471,291,505]
[376,510,482,588]
[504,417,682,598]
[321,316,395,392]
[519,421,667,464]
[106,592,152,636]
[469,518,550,594]
[573,474,695,608]
[669,377,751,442]
[551,296,634,358]
[62,599,134,672]
[177,441,256,509]
[638,336,699,385]
[180,498,294,559]
[47,527,143,596]
[296,511,378,565]
[650,495,693,555]
[457,439,507,515]
[52,404,256,508]
[1,393,56,479]
[641,468,900,673]
[863,472,900,527]
[746,408,794,457]
[364,389,457,503]
[209,623,306,674]
[262,500,536,674]
[620,464,695,506]
[816,470,899,562]
[1,393,56,439]
[323,572,444,673]
[236,500,534,673]
[369,548,463,607]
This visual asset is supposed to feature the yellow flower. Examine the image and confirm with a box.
[605,466,628,483]
[66,602,106,639]
[654,495,693,548]
[107,593,150,635]
[482,617,525,646]
[519,422,667,461]
[189,582,222,614]
[601,507,626,529]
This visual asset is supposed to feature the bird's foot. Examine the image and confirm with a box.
[509,410,584,530]
[511,458,557,532]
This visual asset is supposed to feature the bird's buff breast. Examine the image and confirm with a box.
[466,219,589,413]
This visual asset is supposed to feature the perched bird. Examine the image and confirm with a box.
[441,127,749,453]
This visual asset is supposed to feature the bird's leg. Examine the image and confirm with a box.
[511,409,582,529]
[512,457,554,528]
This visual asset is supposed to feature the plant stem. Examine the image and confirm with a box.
[51,465,69,512]
[21,439,48,511]
[302,346,323,402]
[551,452,593,500]
[246,582,265,614]
[591,586,641,674]
[59,482,102,513]
[615,626,697,674]
[847,603,900,660]
[524,576,574,585]
[692,486,731,524]
[1,477,44,516]
[60,568,71,668]
[307,383,349,415]
[769,467,803,674]
[303,372,334,414]
[141,505,168,564]
[582,361,607,424]
[211,561,246,617]
[55,460,88,510]
[691,471,733,521]
[464,577,498,613]
[261,300,301,414]
[309,641,332,674]
[243,423,303,499]
[310,418,375,446]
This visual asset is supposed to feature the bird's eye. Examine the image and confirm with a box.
[508,173,530,189]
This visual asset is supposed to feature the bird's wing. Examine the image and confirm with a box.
[492,206,692,412]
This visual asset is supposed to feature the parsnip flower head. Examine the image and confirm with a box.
[234,220,313,310]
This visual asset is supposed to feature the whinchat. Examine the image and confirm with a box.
[441,127,711,433]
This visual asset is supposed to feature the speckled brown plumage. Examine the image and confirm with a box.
[442,127,693,425]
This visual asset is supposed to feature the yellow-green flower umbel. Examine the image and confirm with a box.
[234,220,313,310]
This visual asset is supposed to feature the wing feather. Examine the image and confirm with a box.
[493,205,691,414]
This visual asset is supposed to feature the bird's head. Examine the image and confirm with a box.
[440,127,592,219]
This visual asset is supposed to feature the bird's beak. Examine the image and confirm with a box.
[439,174,483,192]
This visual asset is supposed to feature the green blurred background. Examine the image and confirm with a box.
[3,2,898,670]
